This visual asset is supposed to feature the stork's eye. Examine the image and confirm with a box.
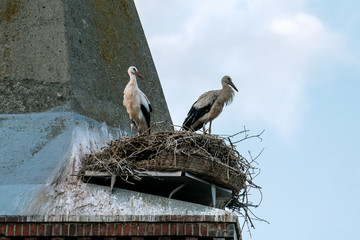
[227,77,231,81]
[133,68,136,72]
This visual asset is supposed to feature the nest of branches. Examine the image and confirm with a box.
[80,129,266,233]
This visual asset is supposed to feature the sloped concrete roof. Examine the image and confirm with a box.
[0,110,233,218]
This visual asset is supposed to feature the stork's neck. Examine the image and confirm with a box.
[220,83,235,105]
[129,74,138,85]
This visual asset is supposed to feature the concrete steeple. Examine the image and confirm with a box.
[0,0,172,129]
[0,0,174,213]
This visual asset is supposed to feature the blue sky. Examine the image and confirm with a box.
[134,1,360,239]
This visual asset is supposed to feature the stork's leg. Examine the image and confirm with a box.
[131,122,134,132]
[209,121,212,135]
[202,123,206,135]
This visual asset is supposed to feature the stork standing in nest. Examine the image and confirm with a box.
[123,66,152,134]
[183,75,238,134]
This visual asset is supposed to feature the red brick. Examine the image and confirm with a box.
[131,237,144,240]
[170,215,183,221]
[162,223,169,235]
[146,223,153,235]
[107,223,114,236]
[69,224,76,236]
[45,224,53,236]
[208,223,220,231]
[138,223,146,236]
[159,216,171,222]
[131,223,138,236]
[104,238,116,240]
[193,223,199,236]
[14,224,22,236]
[76,224,84,236]
[115,223,122,235]
[6,216,19,222]
[0,224,6,235]
[208,223,226,237]
[154,224,161,235]
[123,223,130,236]
[219,223,227,231]
[92,224,99,236]
[30,224,37,236]
[53,224,61,236]
[7,223,15,236]
[61,224,68,236]
[24,238,37,240]
[38,224,45,236]
[185,223,193,235]
[185,216,196,222]
[170,223,177,235]
[200,224,207,236]
[177,223,184,236]
[22,223,30,236]
[84,223,92,236]
[99,223,107,236]
[208,229,222,237]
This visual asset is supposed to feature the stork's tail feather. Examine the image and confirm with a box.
[182,118,194,131]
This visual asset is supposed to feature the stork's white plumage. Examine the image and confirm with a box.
[123,66,152,134]
[183,75,238,134]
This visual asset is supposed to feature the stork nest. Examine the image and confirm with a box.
[80,131,249,191]
[80,130,265,231]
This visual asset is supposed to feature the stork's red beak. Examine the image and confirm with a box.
[135,71,144,79]
[229,82,238,92]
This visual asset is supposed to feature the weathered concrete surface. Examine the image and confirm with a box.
[0,77,71,113]
[0,0,70,113]
[0,0,69,83]
[0,110,75,214]
[0,109,232,219]
[63,0,172,130]
[0,0,172,131]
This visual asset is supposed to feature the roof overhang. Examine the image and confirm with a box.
[83,170,233,209]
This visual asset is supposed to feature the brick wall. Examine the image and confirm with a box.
[0,215,239,240]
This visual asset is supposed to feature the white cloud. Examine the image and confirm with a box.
[135,0,344,137]
[269,13,340,52]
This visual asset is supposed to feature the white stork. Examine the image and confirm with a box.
[183,75,238,134]
[123,66,152,134]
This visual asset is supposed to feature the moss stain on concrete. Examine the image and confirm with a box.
[0,0,23,24]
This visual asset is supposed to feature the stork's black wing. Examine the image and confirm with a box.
[141,104,151,129]
[139,90,152,132]
[182,101,212,131]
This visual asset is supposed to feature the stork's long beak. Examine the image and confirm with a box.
[229,82,238,92]
[135,71,144,79]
